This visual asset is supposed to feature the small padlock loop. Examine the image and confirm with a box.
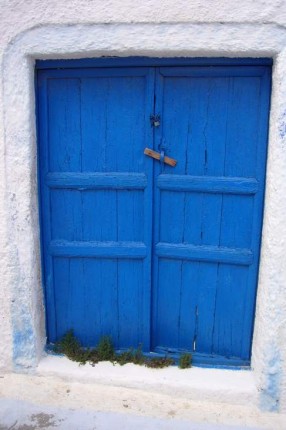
[150,114,161,127]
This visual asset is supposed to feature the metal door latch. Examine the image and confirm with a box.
[144,148,177,167]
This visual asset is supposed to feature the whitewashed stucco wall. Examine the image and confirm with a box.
[0,0,286,413]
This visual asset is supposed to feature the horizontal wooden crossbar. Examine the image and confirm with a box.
[46,172,147,190]
[156,242,253,265]
[157,174,258,194]
[49,240,147,258]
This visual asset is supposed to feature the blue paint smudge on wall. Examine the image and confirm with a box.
[278,110,286,139]
[12,306,37,370]
[259,353,281,412]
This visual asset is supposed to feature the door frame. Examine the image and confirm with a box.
[36,56,272,69]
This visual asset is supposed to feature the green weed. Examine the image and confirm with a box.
[97,336,115,361]
[54,330,92,365]
[145,356,175,368]
[178,353,192,369]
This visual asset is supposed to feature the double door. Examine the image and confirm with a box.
[37,60,271,365]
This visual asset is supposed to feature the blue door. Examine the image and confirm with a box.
[37,59,271,366]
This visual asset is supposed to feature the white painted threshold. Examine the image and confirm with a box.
[36,355,258,407]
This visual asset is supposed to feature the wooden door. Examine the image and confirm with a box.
[37,59,271,366]
[38,67,154,349]
[151,66,271,365]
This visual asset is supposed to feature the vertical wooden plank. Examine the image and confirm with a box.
[105,76,146,172]
[220,195,253,248]
[212,264,249,359]
[83,259,118,346]
[82,190,117,242]
[68,258,86,339]
[52,258,70,342]
[80,77,109,173]
[117,191,144,242]
[182,192,223,249]
[159,191,185,243]
[224,77,261,178]
[50,190,83,241]
[117,261,144,348]
[48,78,82,172]
[153,259,182,349]
[177,261,199,350]
[180,262,219,354]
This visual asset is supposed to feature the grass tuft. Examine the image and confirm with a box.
[144,356,175,368]
[178,353,192,369]
[97,336,115,361]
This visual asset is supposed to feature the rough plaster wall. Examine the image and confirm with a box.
[1,48,44,371]
[251,51,286,412]
[0,0,286,57]
[0,68,12,371]
[0,0,286,413]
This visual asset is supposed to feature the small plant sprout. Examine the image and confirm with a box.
[54,330,92,365]
[179,353,192,369]
[96,336,115,361]
[145,356,175,368]
[116,344,145,366]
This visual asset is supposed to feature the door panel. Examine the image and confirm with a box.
[38,67,155,348]
[37,61,271,365]
[151,66,271,361]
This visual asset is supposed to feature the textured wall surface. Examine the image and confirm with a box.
[0,0,286,413]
